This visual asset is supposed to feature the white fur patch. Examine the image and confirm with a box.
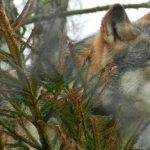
[138,82,150,104]
[120,70,144,97]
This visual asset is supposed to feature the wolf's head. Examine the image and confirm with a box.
[93,4,150,114]
[100,4,140,51]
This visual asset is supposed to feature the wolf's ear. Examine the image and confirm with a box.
[101,4,138,45]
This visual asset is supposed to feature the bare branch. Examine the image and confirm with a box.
[26,2,150,24]
[21,28,35,52]
[12,0,36,31]
[62,2,150,17]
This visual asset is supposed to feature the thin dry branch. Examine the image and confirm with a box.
[12,0,36,31]
[62,2,150,16]
[26,2,150,24]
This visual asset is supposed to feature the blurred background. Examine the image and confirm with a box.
[14,0,149,41]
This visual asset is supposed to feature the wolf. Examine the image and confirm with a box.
[71,4,150,149]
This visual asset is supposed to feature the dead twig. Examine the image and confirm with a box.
[12,0,36,31]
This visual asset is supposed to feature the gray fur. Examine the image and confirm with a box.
[95,23,150,149]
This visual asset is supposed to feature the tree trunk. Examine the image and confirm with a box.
[31,0,69,77]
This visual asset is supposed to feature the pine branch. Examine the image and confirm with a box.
[0,126,41,150]
[18,120,41,148]
[0,0,22,66]
[0,132,4,150]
